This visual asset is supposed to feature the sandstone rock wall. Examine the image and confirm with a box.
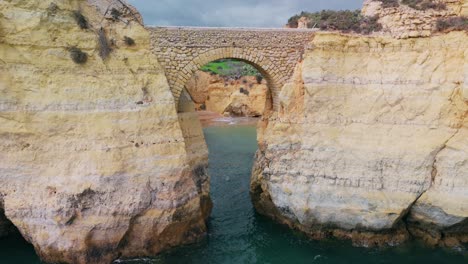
[362,0,467,38]
[177,90,212,220]
[252,31,468,247]
[0,1,210,263]
[185,71,268,117]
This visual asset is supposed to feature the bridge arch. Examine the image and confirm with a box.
[149,27,316,112]
[172,48,282,110]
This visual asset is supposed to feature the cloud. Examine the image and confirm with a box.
[127,0,364,27]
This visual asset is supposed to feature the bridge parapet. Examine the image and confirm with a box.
[148,26,316,109]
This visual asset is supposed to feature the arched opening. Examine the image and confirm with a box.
[175,57,276,233]
[169,48,282,113]
[180,58,272,126]
[176,57,275,191]
[168,57,277,263]
[177,57,274,123]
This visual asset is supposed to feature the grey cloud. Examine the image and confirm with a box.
[128,0,364,27]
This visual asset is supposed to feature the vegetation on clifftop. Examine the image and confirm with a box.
[435,17,468,32]
[201,59,260,78]
[287,10,382,34]
[377,0,447,10]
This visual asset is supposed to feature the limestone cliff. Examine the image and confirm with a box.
[251,31,468,247]
[0,1,210,263]
[185,71,268,117]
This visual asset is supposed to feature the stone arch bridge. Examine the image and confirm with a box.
[148,27,316,110]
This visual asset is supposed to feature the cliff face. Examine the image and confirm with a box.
[0,1,210,263]
[185,71,268,117]
[252,31,468,247]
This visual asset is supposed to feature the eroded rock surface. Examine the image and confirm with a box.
[251,31,468,247]
[185,71,268,117]
[0,0,210,263]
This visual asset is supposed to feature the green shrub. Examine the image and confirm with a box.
[435,17,468,32]
[239,88,249,96]
[358,15,383,34]
[124,36,135,46]
[289,10,382,34]
[287,12,304,28]
[111,8,122,20]
[256,74,263,84]
[72,11,88,29]
[69,47,88,64]
[401,0,446,10]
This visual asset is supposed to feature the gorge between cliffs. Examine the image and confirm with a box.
[0,0,467,263]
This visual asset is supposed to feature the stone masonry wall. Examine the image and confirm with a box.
[362,0,467,38]
[148,27,315,110]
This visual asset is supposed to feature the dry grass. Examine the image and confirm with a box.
[378,0,400,8]
[98,28,111,59]
[435,17,468,32]
[401,0,446,10]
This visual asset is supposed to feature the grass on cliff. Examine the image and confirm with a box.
[201,59,260,78]
[288,10,382,34]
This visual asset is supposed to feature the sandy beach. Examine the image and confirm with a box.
[197,111,260,127]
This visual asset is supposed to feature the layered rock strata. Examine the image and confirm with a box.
[0,0,210,263]
[251,31,468,247]
[185,71,268,117]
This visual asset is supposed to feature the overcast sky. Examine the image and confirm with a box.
[128,0,364,28]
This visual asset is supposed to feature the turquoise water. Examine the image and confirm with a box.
[1,125,467,263]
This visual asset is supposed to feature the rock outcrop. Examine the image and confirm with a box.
[251,31,468,247]
[0,1,210,263]
[1,0,467,263]
[185,71,268,117]
[362,0,467,38]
